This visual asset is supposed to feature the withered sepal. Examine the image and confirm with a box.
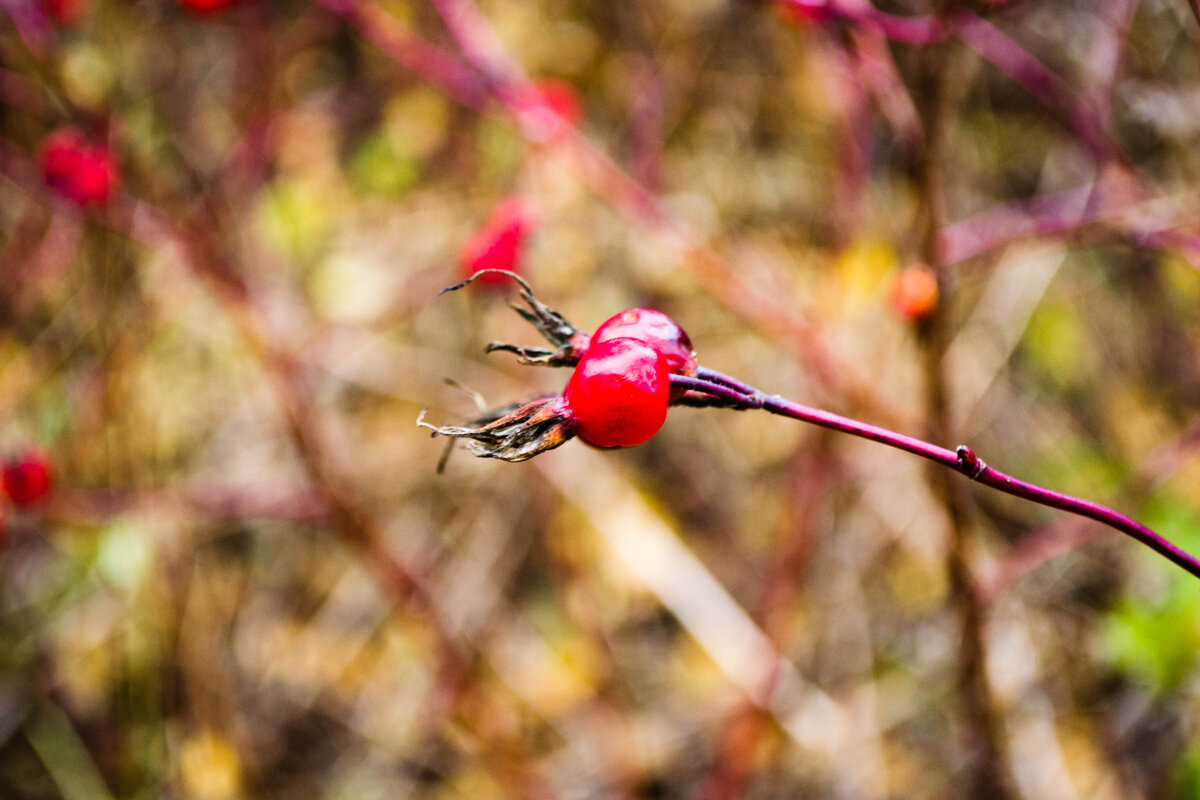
[418,395,577,464]
[440,269,590,366]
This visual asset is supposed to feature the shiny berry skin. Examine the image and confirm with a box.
[590,308,698,376]
[3,451,53,506]
[565,338,670,448]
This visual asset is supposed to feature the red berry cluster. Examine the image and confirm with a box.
[421,273,698,461]
[40,129,118,206]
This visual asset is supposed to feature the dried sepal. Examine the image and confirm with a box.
[418,395,577,463]
[483,339,588,367]
[441,269,590,366]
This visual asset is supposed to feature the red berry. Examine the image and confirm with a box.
[70,150,117,204]
[179,0,239,13]
[40,129,118,206]
[41,129,85,192]
[459,197,537,287]
[565,337,670,448]
[777,0,832,27]
[891,265,939,324]
[42,0,85,25]
[591,308,698,376]
[520,78,582,141]
[532,78,582,126]
[3,451,53,507]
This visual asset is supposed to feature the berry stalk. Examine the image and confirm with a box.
[673,370,1200,581]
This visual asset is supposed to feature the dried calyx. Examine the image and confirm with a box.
[418,396,574,464]
[442,269,590,367]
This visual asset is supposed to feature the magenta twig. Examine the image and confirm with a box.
[313,0,491,110]
[674,370,1200,581]
[951,9,1117,161]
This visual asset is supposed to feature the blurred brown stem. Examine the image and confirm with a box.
[698,437,833,800]
[912,10,1017,798]
[110,186,562,797]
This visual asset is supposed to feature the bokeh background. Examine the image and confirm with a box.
[4,0,1200,797]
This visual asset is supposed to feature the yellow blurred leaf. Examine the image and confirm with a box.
[179,730,242,800]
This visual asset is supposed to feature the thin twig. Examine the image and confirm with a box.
[672,371,1200,581]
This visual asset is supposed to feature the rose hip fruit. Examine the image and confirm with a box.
[40,129,118,206]
[179,0,239,14]
[532,78,582,126]
[891,265,939,324]
[565,337,670,448]
[590,308,698,376]
[459,196,537,287]
[2,451,53,507]
[42,0,85,25]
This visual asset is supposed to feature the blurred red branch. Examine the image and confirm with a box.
[1085,0,1137,119]
[43,163,562,796]
[325,0,910,425]
[46,484,331,524]
[938,179,1200,268]
[314,0,490,110]
[950,9,1119,163]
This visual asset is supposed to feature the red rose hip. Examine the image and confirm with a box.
[565,337,670,448]
[40,129,118,206]
[458,196,537,287]
[179,0,239,13]
[42,0,85,25]
[3,451,53,506]
[891,265,939,324]
[590,308,698,376]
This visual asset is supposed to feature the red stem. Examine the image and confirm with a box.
[676,370,1200,581]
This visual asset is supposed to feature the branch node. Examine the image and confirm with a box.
[956,445,987,479]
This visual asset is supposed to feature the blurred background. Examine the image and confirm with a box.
[3,0,1200,797]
